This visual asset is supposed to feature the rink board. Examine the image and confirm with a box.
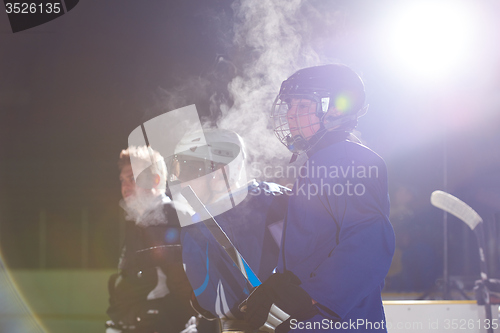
[222,301,500,332]
[383,300,500,333]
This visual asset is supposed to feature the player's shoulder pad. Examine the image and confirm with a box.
[248,179,291,196]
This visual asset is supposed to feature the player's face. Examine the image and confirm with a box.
[120,164,158,202]
[120,164,136,201]
[287,98,321,140]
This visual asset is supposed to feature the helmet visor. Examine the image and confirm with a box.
[172,143,240,182]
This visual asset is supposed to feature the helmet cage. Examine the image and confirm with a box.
[271,92,330,154]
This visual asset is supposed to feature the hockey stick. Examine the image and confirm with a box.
[430,190,493,333]
[180,185,289,332]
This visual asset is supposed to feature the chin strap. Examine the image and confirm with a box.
[323,104,368,130]
[323,114,357,130]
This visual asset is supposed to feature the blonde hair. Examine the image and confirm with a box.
[118,146,167,182]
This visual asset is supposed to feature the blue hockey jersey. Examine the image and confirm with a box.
[181,181,289,319]
[277,139,395,332]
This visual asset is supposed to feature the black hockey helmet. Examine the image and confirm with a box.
[271,64,367,154]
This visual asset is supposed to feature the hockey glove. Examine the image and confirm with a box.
[241,281,274,330]
[240,271,316,330]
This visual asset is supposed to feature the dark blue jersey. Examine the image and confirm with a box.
[277,139,395,332]
[181,181,289,319]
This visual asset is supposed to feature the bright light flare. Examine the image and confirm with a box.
[381,1,480,79]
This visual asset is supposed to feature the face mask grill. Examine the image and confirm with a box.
[271,95,325,154]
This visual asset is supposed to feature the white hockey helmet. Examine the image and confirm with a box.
[171,129,246,185]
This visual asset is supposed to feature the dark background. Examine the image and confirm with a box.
[1,0,499,293]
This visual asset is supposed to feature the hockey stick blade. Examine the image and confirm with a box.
[430,190,483,230]
[431,190,493,333]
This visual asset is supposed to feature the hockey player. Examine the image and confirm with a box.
[106,146,196,333]
[241,64,395,332]
[169,129,289,332]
